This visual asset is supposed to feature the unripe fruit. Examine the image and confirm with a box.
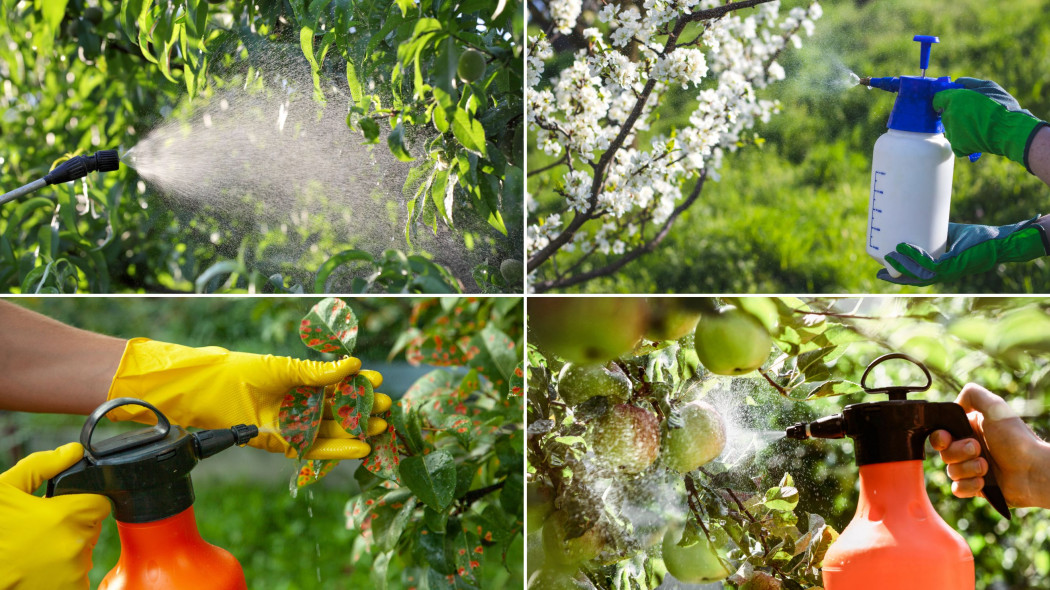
[591,404,659,474]
[500,258,523,284]
[527,481,553,534]
[542,510,605,565]
[694,305,772,375]
[528,569,596,590]
[83,7,103,25]
[663,400,726,473]
[645,297,702,341]
[557,363,630,406]
[661,527,730,584]
[457,49,487,83]
[529,298,647,364]
[741,572,782,590]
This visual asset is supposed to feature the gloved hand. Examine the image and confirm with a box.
[934,77,1049,172]
[0,443,111,590]
[877,216,1050,286]
[106,339,392,460]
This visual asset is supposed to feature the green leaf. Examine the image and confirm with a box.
[37,0,68,31]
[452,108,488,156]
[315,249,375,292]
[360,117,381,144]
[388,123,415,161]
[299,297,359,355]
[347,60,364,105]
[395,0,416,17]
[399,450,457,510]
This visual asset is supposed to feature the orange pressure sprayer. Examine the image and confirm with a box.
[46,398,259,589]
[786,354,1010,590]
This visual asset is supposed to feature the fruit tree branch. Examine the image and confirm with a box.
[533,171,707,292]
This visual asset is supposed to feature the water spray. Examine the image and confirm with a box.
[855,36,980,278]
[0,149,120,206]
[48,398,257,589]
[786,354,1007,590]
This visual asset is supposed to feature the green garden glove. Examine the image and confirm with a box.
[933,77,1048,172]
[877,216,1050,286]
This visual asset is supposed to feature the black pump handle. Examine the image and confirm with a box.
[860,353,932,400]
[81,398,171,461]
[925,402,1011,520]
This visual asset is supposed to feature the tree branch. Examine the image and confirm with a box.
[527,0,776,277]
[533,171,707,292]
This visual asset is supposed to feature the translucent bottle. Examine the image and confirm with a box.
[862,36,975,277]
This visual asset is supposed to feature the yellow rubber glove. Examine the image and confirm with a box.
[0,443,111,590]
[106,338,392,460]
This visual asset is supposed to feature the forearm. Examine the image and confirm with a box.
[1031,126,1050,186]
[1022,438,1050,509]
[0,301,124,414]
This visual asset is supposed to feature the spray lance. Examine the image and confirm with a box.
[857,36,981,278]
[47,398,259,590]
[785,354,1009,590]
[0,149,120,206]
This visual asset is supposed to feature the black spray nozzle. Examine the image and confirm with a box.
[786,354,1011,519]
[43,149,120,185]
[47,398,257,523]
[786,414,845,440]
[194,424,259,459]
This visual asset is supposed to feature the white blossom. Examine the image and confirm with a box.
[526,0,823,265]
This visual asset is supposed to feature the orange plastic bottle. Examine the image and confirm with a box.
[821,460,973,590]
[786,354,1011,590]
[47,399,258,590]
[101,506,247,590]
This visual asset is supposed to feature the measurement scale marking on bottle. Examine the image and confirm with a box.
[869,170,886,251]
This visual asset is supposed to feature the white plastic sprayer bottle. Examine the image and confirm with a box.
[862,36,976,277]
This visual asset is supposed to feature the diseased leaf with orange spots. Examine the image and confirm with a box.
[510,361,525,397]
[362,427,401,483]
[329,373,375,437]
[297,459,339,488]
[299,297,359,356]
[278,385,325,459]
[401,369,461,420]
[466,325,517,395]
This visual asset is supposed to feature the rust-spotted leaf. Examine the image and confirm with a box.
[362,426,401,483]
[299,297,359,356]
[297,458,340,488]
[278,385,325,459]
[329,373,376,437]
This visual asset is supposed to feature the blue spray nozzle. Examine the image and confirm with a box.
[913,35,939,75]
[969,152,982,162]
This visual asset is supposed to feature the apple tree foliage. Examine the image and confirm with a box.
[279,297,524,589]
[0,0,522,293]
[527,296,1050,589]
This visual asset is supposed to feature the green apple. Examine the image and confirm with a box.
[527,481,553,534]
[645,298,702,341]
[590,404,659,474]
[530,298,648,364]
[527,569,596,589]
[661,526,730,584]
[542,510,605,565]
[694,305,771,375]
[500,259,524,285]
[83,7,104,25]
[557,363,631,406]
[457,49,487,82]
[741,572,782,589]
[663,400,726,473]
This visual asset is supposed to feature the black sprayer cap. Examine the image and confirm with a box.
[786,354,1011,519]
[46,398,258,523]
[43,149,120,185]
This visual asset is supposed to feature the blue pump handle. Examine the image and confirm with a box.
[913,35,939,72]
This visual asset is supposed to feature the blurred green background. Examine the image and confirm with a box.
[534,0,1050,293]
[0,297,520,589]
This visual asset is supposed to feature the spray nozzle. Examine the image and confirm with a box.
[785,354,1011,519]
[46,398,257,523]
[44,149,120,185]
